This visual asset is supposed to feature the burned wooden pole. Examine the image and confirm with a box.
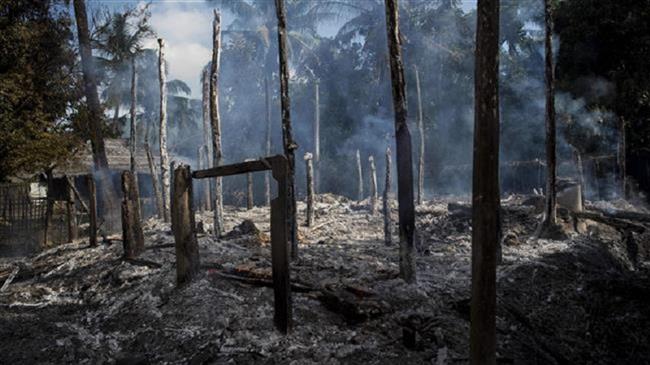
[171,164,200,285]
[264,76,272,207]
[86,174,98,247]
[275,0,298,259]
[158,38,171,222]
[313,80,320,194]
[414,65,425,205]
[385,0,417,283]
[145,141,163,219]
[210,11,225,237]
[129,57,138,177]
[201,68,212,211]
[304,153,314,227]
[369,155,378,215]
[471,0,500,363]
[121,170,145,259]
[245,159,254,210]
[383,147,392,245]
[66,176,77,243]
[618,117,627,199]
[356,149,364,201]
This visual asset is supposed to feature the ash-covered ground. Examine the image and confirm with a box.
[1,194,649,364]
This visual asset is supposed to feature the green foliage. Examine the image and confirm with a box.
[0,0,82,181]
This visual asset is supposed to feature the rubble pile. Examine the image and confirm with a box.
[0,194,649,364]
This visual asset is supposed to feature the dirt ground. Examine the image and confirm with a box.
[1,194,649,364]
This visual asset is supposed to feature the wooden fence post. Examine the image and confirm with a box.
[304,153,314,227]
[66,176,78,243]
[86,174,97,246]
[171,164,200,285]
[121,170,144,258]
[270,156,292,334]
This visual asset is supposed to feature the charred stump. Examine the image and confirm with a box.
[171,164,200,285]
[121,171,144,259]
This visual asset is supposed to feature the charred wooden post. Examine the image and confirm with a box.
[86,174,98,247]
[414,65,425,205]
[313,80,320,193]
[369,156,378,215]
[210,11,225,237]
[192,155,292,333]
[158,38,171,222]
[618,117,627,199]
[356,149,364,201]
[385,0,417,283]
[471,0,500,363]
[121,170,145,259]
[275,0,298,259]
[66,176,77,243]
[304,152,314,227]
[145,142,163,219]
[383,147,392,245]
[270,156,292,333]
[129,57,138,177]
[245,159,254,210]
[201,68,212,212]
[264,76,272,207]
[573,148,586,206]
[44,169,54,246]
[171,164,200,285]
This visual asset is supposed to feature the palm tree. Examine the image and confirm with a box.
[93,5,154,134]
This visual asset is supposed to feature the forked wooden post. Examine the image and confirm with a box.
[171,164,200,285]
[86,174,98,247]
[121,170,144,258]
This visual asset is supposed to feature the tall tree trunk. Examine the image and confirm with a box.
[265,76,272,206]
[304,152,314,227]
[201,68,212,210]
[618,117,627,199]
[414,65,425,205]
[356,149,364,201]
[384,0,416,284]
[369,155,378,215]
[275,0,298,259]
[470,0,500,363]
[158,39,171,222]
[540,0,558,232]
[313,80,320,194]
[383,147,392,245]
[72,0,108,170]
[129,57,137,176]
[210,11,224,237]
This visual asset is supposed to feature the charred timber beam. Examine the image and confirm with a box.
[192,157,282,179]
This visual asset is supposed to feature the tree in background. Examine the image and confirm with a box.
[0,0,82,180]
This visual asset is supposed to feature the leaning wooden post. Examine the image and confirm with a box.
[369,156,378,215]
[471,0,500,363]
[66,176,77,243]
[210,11,225,237]
[86,174,97,247]
[304,153,314,227]
[383,147,392,245]
[121,170,145,259]
[171,164,200,285]
[269,155,292,333]
[356,149,364,201]
[158,38,171,222]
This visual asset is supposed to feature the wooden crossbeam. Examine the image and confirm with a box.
[192,156,281,179]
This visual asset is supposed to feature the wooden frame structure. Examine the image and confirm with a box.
[175,154,292,333]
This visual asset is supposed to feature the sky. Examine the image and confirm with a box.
[94,0,477,99]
